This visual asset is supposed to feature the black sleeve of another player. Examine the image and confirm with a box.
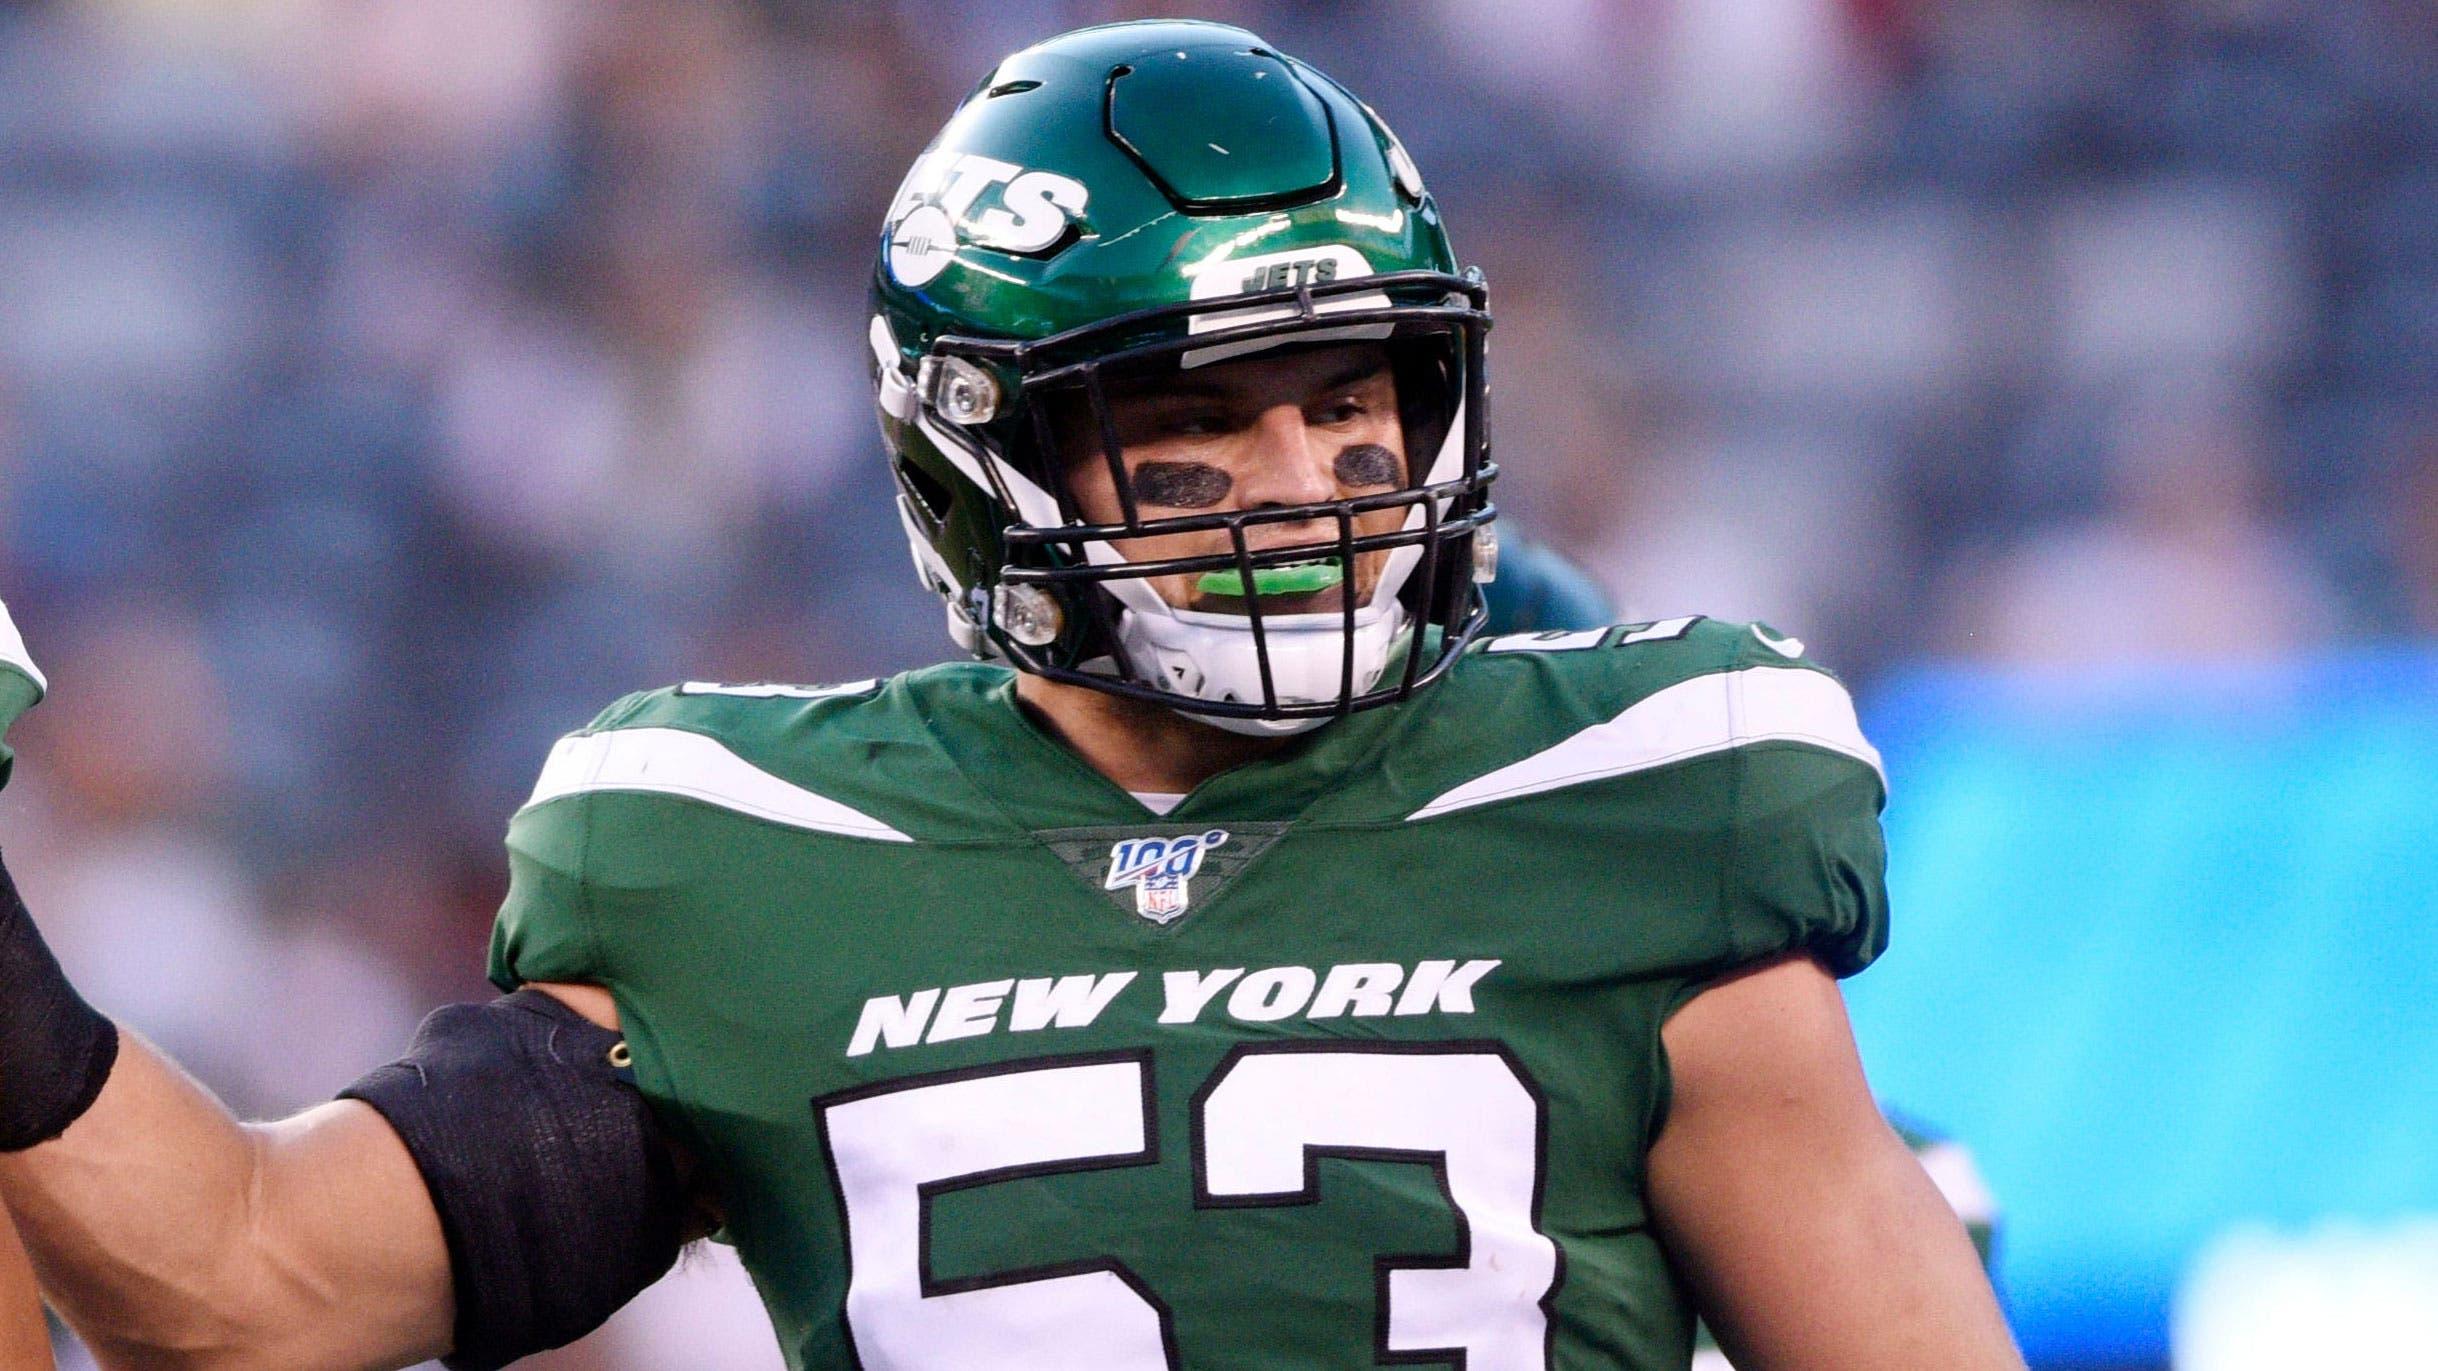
[341,989,693,1370]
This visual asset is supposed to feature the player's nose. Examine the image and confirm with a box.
[1235,405,1338,509]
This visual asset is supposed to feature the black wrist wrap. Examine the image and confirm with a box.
[0,851,120,1152]
[341,988,690,1371]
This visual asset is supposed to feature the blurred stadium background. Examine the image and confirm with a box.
[0,0,2432,1367]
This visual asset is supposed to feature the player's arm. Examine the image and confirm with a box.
[1648,955,2024,1371]
[1,851,695,1370]
[0,841,450,1369]
[0,606,692,1368]
[0,605,446,1366]
[0,1200,55,1371]
[0,1031,453,1371]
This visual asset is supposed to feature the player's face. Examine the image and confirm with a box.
[1057,342,1411,617]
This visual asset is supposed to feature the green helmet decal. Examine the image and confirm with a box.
[870,20,1496,732]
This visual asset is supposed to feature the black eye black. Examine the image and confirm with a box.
[1334,444,1404,488]
[1130,461,1233,508]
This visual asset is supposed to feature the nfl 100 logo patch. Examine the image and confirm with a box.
[1105,829,1231,924]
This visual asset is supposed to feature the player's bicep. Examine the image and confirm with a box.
[252,1100,457,1366]
[1647,956,2022,1370]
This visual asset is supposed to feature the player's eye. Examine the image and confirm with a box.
[1161,411,1231,437]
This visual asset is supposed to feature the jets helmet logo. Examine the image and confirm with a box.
[1105,829,1230,924]
[884,150,1089,288]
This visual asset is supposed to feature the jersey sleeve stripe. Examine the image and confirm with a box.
[521,726,913,842]
[1404,665,1884,822]
[0,603,44,696]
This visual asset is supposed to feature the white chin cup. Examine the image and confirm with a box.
[1115,596,1412,737]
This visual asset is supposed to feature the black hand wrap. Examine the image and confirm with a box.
[341,988,692,1371]
[0,851,120,1152]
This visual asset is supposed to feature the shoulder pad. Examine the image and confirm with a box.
[514,666,1014,846]
[1474,613,1815,671]
[590,676,885,731]
[1405,616,1879,821]
[1460,614,1844,719]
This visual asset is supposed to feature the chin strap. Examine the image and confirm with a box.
[1115,600,1411,732]
[1182,708,1339,739]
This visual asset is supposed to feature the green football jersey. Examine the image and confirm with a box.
[489,616,1889,1371]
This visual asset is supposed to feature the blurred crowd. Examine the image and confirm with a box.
[1,0,2434,1366]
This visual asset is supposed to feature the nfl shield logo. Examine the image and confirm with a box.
[1104,829,1231,925]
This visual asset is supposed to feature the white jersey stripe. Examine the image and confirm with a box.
[1406,666,1883,822]
[522,727,913,842]
[0,601,44,695]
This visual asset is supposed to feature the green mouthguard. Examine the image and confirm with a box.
[1196,561,1346,598]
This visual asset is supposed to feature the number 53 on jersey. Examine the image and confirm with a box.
[820,1044,1555,1369]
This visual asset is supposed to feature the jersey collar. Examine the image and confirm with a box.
[922,667,1417,831]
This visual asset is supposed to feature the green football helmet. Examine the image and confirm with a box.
[869,19,1495,735]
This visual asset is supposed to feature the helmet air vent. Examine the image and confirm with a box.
[895,459,954,530]
[1105,47,1339,213]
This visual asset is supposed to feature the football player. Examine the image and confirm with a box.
[0,21,2022,1371]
